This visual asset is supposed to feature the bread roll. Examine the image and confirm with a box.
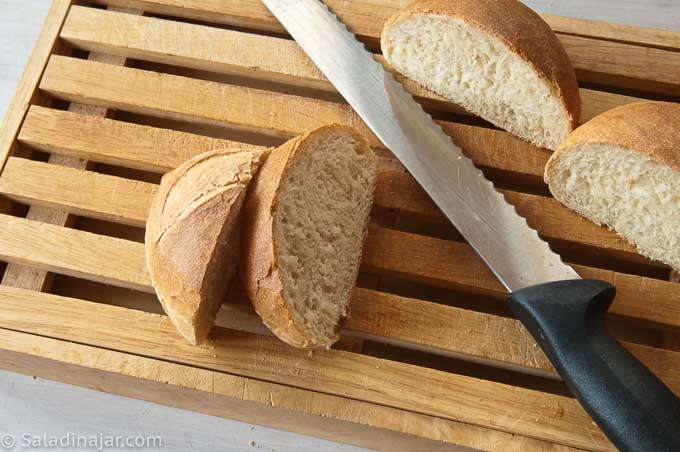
[145,149,265,344]
[545,101,680,271]
[241,125,377,348]
[381,0,580,150]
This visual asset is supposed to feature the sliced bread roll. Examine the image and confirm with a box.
[242,125,377,348]
[145,149,266,345]
[545,101,680,271]
[381,0,580,150]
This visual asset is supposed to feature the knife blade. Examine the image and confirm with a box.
[261,1,680,450]
[261,0,577,293]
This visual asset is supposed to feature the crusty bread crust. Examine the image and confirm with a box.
[241,124,374,349]
[145,149,264,345]
[545,101,680,271]
[382,0,581,133]
[546,101,680,176]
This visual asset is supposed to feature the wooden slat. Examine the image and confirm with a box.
[2,6,141,292]
[374,170,640,261]
[18,106,260,173]
[0,329,580,452]
[89,0,680,94]
[0,284,612,450]
[0,214,149,292]
[60,6,642,123]
[541,14,680,50]
[0,157,155,227]
[362,225,680,329]
[0,154,646,267]
[20,106,551,180]
[562,34,680,95]
[41,58,564,179]
[0,212,678,384]
[347,288,680,398]
[91,0,680,50]
[40,55,374,142]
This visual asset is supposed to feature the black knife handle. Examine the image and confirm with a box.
[509,279,680,452]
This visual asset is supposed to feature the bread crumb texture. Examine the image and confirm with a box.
[243,125,377,348]
[275,131,376,344]
[381,0,579,150]
[546,102,680,271]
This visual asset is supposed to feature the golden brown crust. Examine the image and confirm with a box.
[241,124,372,349]
[382,0,581,132]
[547,101,680,176]
[145,149,264,345]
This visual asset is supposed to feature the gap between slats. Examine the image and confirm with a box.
[0,210,678,353]
[13,107,664,272]
[60,6,670,126]
[0,329,589,452]
[0,283,612,450]
[84,1,680,96]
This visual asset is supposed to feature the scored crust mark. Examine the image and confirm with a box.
[145,148,266,345]
[546,101,680,272]
[381,0,580,150]
[242,125,377,349]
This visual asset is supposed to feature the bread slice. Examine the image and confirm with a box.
[145,149,265,345]
[241,125,377,348]
[381,0,580,150]
[545,101,680,271]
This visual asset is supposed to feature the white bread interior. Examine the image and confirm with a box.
[546,144,680,271]
[381,3,578,150]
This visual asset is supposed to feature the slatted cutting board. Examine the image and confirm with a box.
[0,1,679,450]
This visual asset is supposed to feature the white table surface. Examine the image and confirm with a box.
[0,1,677,451]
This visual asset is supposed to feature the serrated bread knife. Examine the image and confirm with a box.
[260,1,680,450]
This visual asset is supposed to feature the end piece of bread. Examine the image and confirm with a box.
[145,149,265,345]
[381,0,580,150]
[241,125,377,349]
[545,101,680,271]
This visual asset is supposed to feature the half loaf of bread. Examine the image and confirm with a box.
[241,125,377,348]
[381,0,580,150]
[145,149,265,345]
[545,101,680,271]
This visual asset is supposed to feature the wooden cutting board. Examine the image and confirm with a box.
[0,1,678,450]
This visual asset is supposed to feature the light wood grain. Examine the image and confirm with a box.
[36,58,675,199]
[0,152,650,268]
[346,288,680,397]
[19,106,258,172]
[561,34,680,95]
[0,284,611,450]
[2,6,140,292]
[540,13,680,49]
[90,0,680,47]
[40,56,373,141]
[0,157,155,227]
[87,0,680,94]
[0,177,674,391]
[0,165,675,330]
[0,211,678,366]
[0,327,580,452]
[60,6,642,123]
[20,105,551,180]
[0,213,150,292]
[361,225,680,328]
